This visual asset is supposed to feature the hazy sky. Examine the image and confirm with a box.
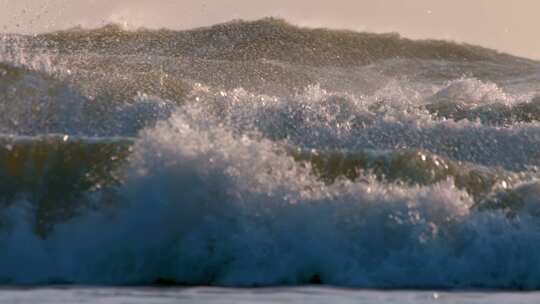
[1,0,539,59]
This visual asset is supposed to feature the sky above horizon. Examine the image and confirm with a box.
[1,0,539,59]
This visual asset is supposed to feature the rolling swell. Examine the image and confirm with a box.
[34,18,530,66]
[0,63,176,136]
[0,136,131,237]
[0,19,540,288]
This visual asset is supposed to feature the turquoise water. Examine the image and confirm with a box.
[1,288,539,304]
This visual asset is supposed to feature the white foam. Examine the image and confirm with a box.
[182,83,540,170]
[2,108,540,288]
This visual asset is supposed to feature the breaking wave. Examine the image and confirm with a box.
[0,18,540,289]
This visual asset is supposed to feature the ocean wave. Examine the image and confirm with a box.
[1,18,540,289]
[32,18,534,67]
[0,63,176,136]
[181,83,540,170]
[1,63,540,167]
[0,133,525,238]
[1,111,540,288]
[0,136,131,236]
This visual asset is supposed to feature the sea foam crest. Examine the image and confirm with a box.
[184,82,540,170]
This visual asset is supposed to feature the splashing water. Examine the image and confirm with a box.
[0,19,540,289]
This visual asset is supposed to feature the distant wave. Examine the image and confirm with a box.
[8,18,534,66]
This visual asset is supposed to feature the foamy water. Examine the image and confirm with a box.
[0,19,540,290]
[3,287,540,304]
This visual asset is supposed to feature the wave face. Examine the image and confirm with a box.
[1,19,540,288]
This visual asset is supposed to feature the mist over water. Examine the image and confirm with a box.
[0,18,540,289]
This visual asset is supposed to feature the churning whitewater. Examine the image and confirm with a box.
[1,18,540,288]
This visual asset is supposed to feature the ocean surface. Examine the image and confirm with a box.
[1,18,540,302]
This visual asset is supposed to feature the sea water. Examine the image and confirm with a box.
[0,19,540,298]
